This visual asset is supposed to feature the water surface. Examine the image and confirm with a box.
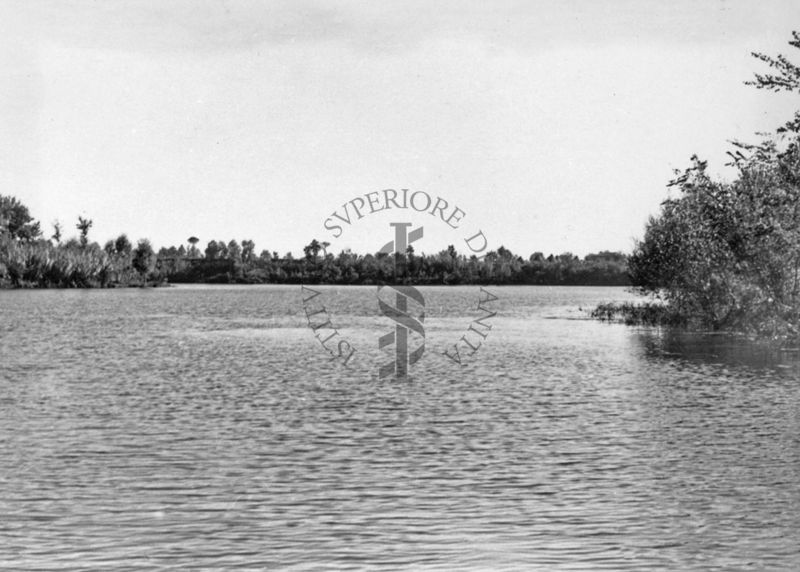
[2,285,799,570]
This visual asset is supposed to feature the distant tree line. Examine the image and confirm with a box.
[0,197,629,288]
[157,238,629,286]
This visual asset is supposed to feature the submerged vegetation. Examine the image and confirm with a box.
[606,32,800,341]
[591,302,688,328]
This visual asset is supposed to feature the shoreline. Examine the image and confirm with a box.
[0,281,633,290]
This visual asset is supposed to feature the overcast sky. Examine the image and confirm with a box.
[2,0,799,257]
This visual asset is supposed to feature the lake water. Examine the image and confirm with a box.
[2,284,800,570]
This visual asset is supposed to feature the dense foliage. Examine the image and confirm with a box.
[1,200,629,288]
[159,242,629,286]
[0,196,41,241]
[0,226,157,289]
[627,32,800,339]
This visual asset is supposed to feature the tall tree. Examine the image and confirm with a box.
[114,234,132,255]
[303,239,322,261]
[218,240,229,260]
[227,239,242,262]
[51,220,62,244]
[187,236,200,258]
[0,195,41,241]
[76,216,93,248]
[241,239,256,263]
[205,240,221,260]
[132,239,156,286]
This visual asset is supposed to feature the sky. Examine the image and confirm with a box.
[1,0,799,257]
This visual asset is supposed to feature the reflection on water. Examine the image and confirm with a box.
[1,285,799,570]
[636,328,800,372]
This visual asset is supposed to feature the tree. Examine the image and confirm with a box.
[114,234,132,255]
[76,216,93,248]
[62,237,81,250]
[0,195,41,241]
[227,239,242,262]
[630,143,800,336]
[205,240,221,260]
[132,239,156,286]
[634,31,800,336]
[746,30,800,135]
[241,239,256,264]
[51,221,62,244]
[187,236,200,258]
[723,31,800,174]
[218,240,229,260]
[304,239,322,261]
[497,246,514,259]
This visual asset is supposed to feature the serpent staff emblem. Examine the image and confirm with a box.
[377,222,425,378]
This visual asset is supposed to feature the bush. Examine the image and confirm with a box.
[628,148,800,340]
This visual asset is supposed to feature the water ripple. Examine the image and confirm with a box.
[1,285,799,569]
